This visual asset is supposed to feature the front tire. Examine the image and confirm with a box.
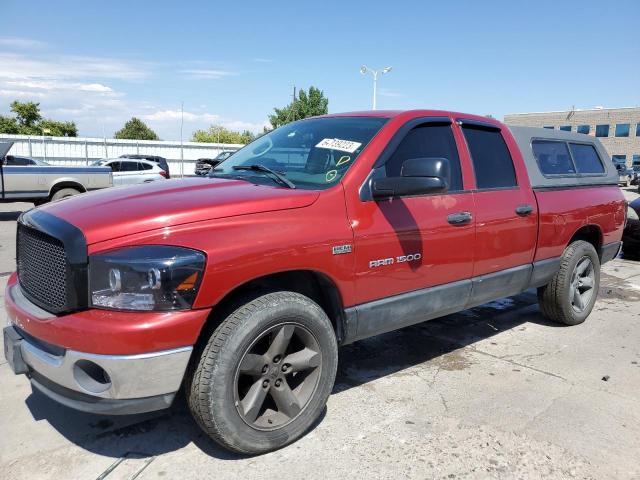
[537,240,600,325]
[187,292,338,454]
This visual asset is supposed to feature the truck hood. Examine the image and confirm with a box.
[39,177,319,244]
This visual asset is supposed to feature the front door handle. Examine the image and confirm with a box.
[515,204,533,216]
[447,211,473,225]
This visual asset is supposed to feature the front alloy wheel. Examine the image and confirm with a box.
[235,323,321,430]
[187,291,338,454]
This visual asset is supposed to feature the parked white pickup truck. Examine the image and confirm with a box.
[0,142,112,204]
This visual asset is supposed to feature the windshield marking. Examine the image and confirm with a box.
[315,138,362,153]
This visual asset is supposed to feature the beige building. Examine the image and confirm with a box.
[504,107,640,167]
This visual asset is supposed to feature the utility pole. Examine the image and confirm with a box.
[292,85,296,121]
[180,101,184,178]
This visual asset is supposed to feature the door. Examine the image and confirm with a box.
[119,160,141,184]
[458,122,537,306]
[107,161,123,185]
[138,161,156,181]
[346,120,477,339]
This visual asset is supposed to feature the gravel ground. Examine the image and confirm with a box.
[1,194,639,480]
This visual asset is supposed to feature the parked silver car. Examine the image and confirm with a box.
[92,158,168,185]
[0,142,112,204]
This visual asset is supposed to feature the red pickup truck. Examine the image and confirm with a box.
[4,110,625,454]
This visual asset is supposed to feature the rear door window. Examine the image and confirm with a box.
[532,140,575,175]
[461,126,517,189]
[120,161,138,172]
[569,143,605,174]
[108,161,121,172]
[139,162,153,170]
[386,123,463,191]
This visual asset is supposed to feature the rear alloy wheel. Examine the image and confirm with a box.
[538,240,601,325]
[569,257,596,313]
[187,292,338,454]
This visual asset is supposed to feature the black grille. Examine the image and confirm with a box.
[17,224,68,313]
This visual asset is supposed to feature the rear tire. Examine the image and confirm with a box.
[537,240,600,325]
[187,291,338,454]
[50,187,81,202]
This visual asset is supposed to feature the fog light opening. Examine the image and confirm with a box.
[73,360,112,394]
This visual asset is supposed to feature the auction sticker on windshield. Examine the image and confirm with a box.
[316,138,362,153]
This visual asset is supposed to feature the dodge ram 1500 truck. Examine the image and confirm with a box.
[0,141,112,204]
[3,110,625,454]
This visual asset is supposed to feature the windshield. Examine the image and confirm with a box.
[211,116,388,190]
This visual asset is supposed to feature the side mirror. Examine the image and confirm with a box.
[372,157,450,199]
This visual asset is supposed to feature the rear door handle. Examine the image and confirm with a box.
[515,204,533,216]
[447,211,473,225]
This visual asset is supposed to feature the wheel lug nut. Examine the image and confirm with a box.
[275,379,282,387]
[281,364,289,372]
[262,365,269,374]
[273,355,281,363]
[262,379,269,388]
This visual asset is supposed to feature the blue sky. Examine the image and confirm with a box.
[1,0,638,140]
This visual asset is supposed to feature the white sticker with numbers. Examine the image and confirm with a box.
[315,138,362,153]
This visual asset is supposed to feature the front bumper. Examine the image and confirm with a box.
[4,324,192,414]
[3,275,204,415]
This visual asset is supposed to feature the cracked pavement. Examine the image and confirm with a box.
[1,201,639,479]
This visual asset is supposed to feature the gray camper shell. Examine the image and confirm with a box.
[508,126,618,189]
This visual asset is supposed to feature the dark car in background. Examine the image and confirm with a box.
[3,155,50,166]
[194,151,235,176]
[120,154,170,178]
[623,198,640,260]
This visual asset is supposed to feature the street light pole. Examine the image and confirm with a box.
[360,65,392,110]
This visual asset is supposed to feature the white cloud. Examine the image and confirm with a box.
[78,83,114,93]
[0,50,262,140]
[5,79,115,94]
[141,109,219,123]
[0,37,46,49]
[180,69,236,80]
[0,53,148,81]
[0,89,47,99]
[140,109,268,135]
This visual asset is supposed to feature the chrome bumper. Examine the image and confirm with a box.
[5,320,192,414]
[19,336,192,399]
[8,324,192,414]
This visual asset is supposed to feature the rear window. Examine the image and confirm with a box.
[462,126,517,189]
[569,143,604,174]
[532,140,605,176]
[532,141,575,175]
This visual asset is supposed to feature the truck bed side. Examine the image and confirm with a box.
[534,185,625,262]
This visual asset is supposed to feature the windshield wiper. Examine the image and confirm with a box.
[232,164,296,189]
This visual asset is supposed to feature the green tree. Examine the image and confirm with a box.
[191,125,255,144]
[11,100,42,128]
[268,86,328,129]
[114,117,159,140]
[0,115,20,134]
[39,119,78,137]
[0,100,78,136]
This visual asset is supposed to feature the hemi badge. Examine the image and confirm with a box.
[332,244,352,255]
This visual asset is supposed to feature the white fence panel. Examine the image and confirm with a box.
[0,134,243,176]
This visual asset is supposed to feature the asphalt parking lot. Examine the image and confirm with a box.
[1,196,639,480]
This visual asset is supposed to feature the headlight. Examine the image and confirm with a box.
[89,246,206,311]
